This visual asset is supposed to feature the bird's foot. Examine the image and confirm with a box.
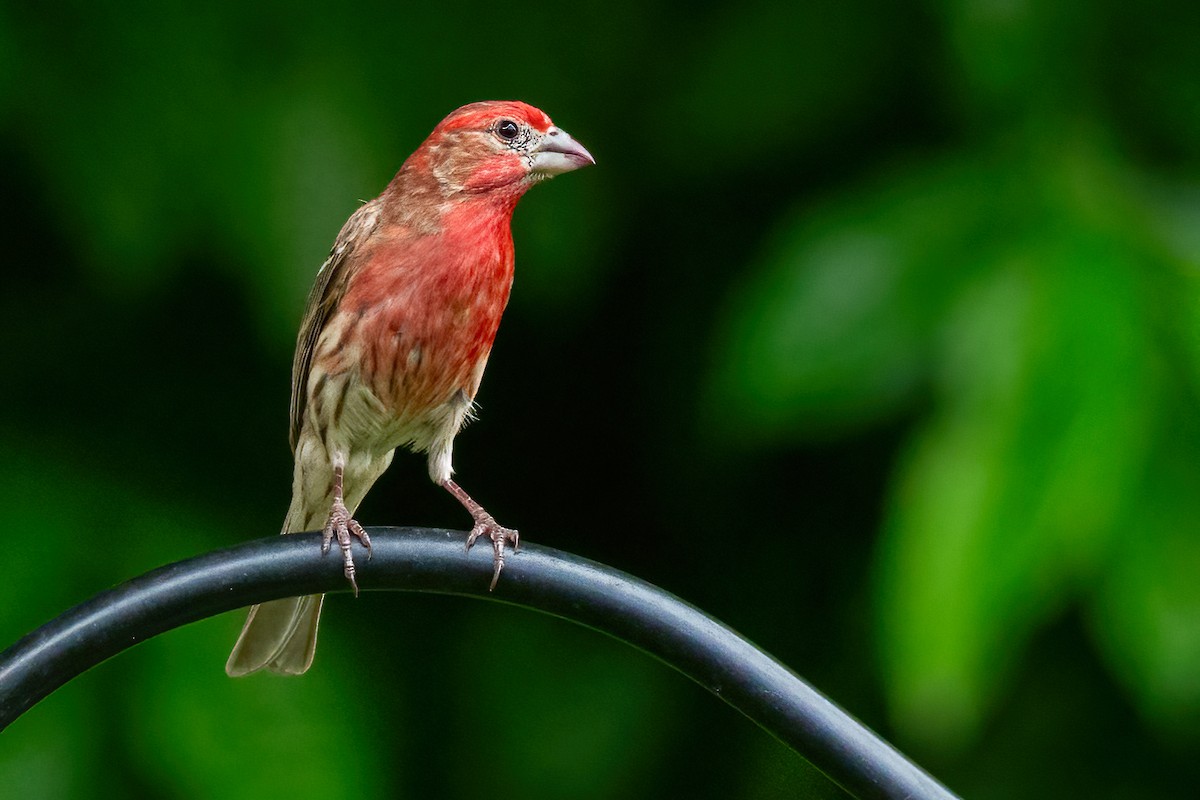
[465,515,519,591]
[321,500,372,596]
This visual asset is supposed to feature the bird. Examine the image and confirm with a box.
[225,101,594,677]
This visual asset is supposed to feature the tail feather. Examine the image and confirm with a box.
[226,442,391,677]
[226,594,324,676]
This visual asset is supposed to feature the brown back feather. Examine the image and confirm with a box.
[289,198,383,452]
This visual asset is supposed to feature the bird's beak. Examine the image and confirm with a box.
[529,127,596,177]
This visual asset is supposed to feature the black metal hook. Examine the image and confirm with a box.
[0,528,957,800]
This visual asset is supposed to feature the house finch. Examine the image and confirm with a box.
[226,101,594,677]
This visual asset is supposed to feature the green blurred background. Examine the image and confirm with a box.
[2,0,1199,797]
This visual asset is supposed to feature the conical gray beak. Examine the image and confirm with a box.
[530,126,595,176]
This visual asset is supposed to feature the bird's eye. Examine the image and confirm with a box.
[496,120,520,141]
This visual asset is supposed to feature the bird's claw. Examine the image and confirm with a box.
[465,516,519,591]
[321,500,371,596]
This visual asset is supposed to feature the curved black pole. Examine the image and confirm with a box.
[0,528,957,800]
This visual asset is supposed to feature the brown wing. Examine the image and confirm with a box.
[289,198,383,452]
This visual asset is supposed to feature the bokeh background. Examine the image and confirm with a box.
[3,1,1199,797]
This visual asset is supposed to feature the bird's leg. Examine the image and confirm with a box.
[441,478,519,591]
[321,463,372,596]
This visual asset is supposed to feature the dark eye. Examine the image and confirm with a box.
[496,119,520,141]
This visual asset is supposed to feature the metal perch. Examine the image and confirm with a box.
[0,528,958,800]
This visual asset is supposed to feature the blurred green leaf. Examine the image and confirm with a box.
[1092,426,1200,738]
[704,155,1007,441]
[876,228,1158,747]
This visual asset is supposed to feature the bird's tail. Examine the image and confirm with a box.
[226,487,327,677]
[225,594,324,676]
